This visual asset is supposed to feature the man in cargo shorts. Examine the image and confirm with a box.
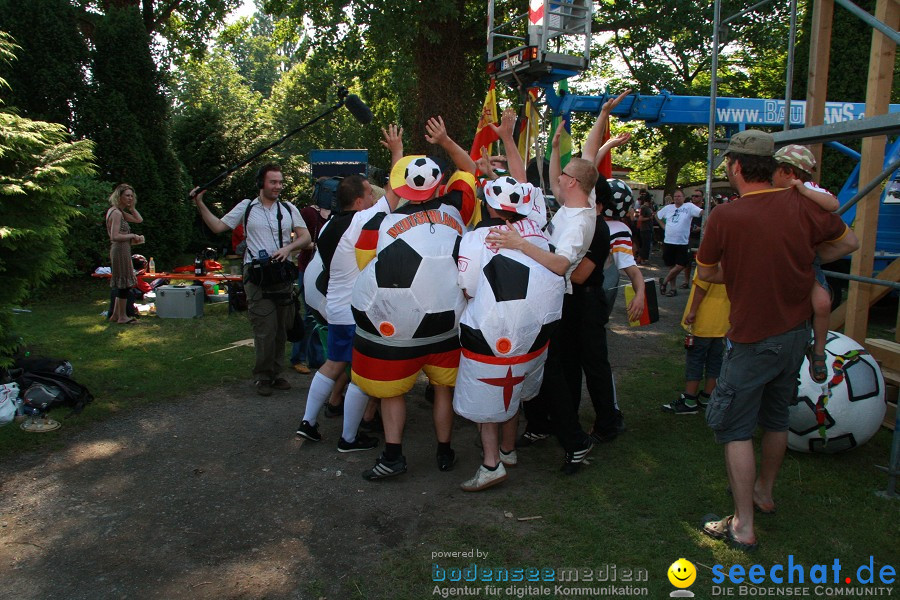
[695,130,858,551]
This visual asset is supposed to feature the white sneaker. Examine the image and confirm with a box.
[460,464,507,492]
[499,448,518,468]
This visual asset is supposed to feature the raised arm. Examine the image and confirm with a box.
[425,116,476,174]
[548,121,564,199]
[121,206,143,224]
[380,124,404,168]
[490,108,527,182]
[191,187,232,234]
[593,132,632,169]
[583,89,631,163]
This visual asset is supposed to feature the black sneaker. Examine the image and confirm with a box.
[295,420,322,442]
[362,454,408,480]
[436,448,457,472]
[517,431,551,447]
[256,380,273,397]
[337,432,378,453]
[697,395,710,409]
[324,403,343,418]
[662,395,699,415]
[359,413,383,433]
[561,438,594,474]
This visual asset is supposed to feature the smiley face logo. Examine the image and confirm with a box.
[667,558,697,589]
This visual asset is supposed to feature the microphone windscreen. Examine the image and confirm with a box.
[345,94,374,125]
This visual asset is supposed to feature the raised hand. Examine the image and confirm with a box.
[424,116,449,146]
[489,107,517,139]
[380,124,404,153]
[601,88,632,114]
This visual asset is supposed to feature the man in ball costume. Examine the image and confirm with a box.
[352,117,478,480]
[454,176,564,491]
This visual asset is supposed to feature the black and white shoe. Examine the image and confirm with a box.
[517,431,551,447]
[562,438,594,474]
[362,454,408,481]
[337,432,378,453]
[295,420,322,442]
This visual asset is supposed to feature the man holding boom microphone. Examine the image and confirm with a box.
[192,164,311,396]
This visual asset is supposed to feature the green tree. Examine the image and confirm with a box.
[590,0,793,191]
[266,0,486,156]
[0,0,88,129]
[79,6,189,264]
[0,32,95,361]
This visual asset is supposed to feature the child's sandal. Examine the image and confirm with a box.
[809,353,827,383]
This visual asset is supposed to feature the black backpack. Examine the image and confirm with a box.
[11,356,94,416]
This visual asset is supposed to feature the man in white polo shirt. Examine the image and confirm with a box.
[192,164,311,396]
[656,188,702,296]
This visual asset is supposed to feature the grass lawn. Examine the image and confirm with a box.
[1,276,255,458]
[371,343,899,599]
[3,277,898,599]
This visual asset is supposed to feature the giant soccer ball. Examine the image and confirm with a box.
[789,331,886,453]
[353,237,465,341]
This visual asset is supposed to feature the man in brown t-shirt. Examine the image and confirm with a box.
[695,130,859,551]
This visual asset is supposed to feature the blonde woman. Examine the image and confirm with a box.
[106,184,145,324]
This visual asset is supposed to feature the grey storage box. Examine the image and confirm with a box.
[156,285,204,318]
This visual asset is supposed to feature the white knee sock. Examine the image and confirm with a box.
[303,371,335,425]
[341,383,369,443]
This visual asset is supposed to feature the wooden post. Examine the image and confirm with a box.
[805,0,833,183]
[844,0,900,343]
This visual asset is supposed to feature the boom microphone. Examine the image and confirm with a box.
[345,94,374,125]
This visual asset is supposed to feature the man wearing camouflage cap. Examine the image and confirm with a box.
[696,130,859,551]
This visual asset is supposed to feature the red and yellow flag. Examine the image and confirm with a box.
[470,79,500,163]
[517,87,541,164]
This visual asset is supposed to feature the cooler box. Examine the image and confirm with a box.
[156,285,204,319]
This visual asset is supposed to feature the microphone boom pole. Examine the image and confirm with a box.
[190,87,354,198]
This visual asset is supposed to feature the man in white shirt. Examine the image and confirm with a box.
[295,174,398,452]
[656,188,702,296]
[192,164,311,396]
[487,123,598,473]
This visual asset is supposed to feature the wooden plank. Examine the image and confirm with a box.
[866,337,900,372]
[843,0,899,343]
[829,256,900,329]
[805,0,834,183]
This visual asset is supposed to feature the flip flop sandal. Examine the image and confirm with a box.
[660,281,668,294]
[701,513,758,552]
[809,352,828,383]
[664,289,677,297]
[680,283,690,289]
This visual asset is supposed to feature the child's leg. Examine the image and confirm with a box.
[809,281,831,383]
[811,282,831,357]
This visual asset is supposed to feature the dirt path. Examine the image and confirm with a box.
[0,261,686,600]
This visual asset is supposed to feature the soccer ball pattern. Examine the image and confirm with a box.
[485,176,532,216]
[604,178,633,219]
[352,205,466,342]
[405,157,441,191]
[788,331,886,453]
[303,251,328,322]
